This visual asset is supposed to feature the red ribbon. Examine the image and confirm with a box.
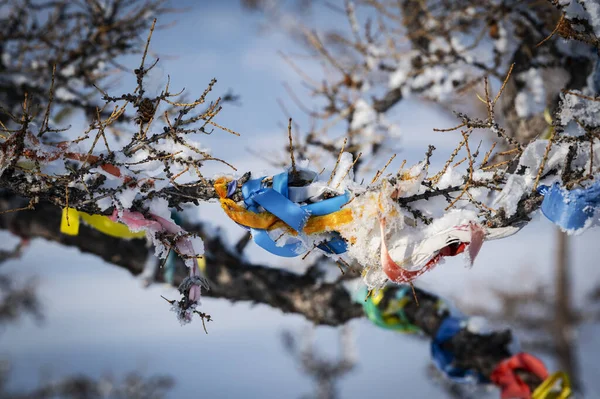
[379,217,482,283]
[491,353,549,399]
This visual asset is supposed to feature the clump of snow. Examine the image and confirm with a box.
[388,54,415,89]
[328,152,354,191]
[514,68,546,118]
[350,100,401,152]
[565,0,600,37]
[154,137,210,162]
[55,87,76,101]
[410,65,466,102]
[337,181,400,269]
[436,166,463,190]
[560,90,600,128]
[146,197,172,221]
[493,175,528,217]
[60,65,76,78]
[493,140,569,217]
[116,187,138,209]
[466,316,489,334]
[494,22,508,53]
[351,99,375,132]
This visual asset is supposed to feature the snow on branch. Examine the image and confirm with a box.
[0,46,598,311]
[0,0,167,123]
[0,3,599,323]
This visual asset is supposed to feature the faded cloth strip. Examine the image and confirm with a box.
[61,207,146,239]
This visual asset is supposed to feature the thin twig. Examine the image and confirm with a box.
[0,198,35,215]
[532,129,556,192]
[479,142,497,168]
[536,15,564,47]
[493,63,515,105]
[433,122,466,132]
[328,138,348,186]
[139,19,157,72]
[481,159,511,171]
[371,154,396,184]
[562,90,600,102]
[335,152,362,189]
[409,282,419,307]
[288,118,297,175]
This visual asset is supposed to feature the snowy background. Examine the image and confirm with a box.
[1,1,600,397]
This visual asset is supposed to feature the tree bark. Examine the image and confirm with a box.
[0,193,548,389]
[554,228,580,390]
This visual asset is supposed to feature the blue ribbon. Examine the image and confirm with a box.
[163,211,184,284]
[317,233,348,254]
[431,316,488,383]
[241,171,349,257]
[538,181,600,231]
[226,180,238,198]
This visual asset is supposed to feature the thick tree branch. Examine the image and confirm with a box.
[0,193,362,326]
[0,193,544,389]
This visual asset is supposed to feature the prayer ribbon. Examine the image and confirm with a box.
[62,207,205,287]
[60,207,146,239]
[491,353,550,399]
[538,182,600,231]
[532,372,572,399]
[379,218,484,283]
[111,209,200,269]
[164,211,184,284]
[358,283,571,397]
[431,316,488,383]
[360,285,420,333]
[215,173,352,257]
[164,255,206,285]
[197,256,206,274]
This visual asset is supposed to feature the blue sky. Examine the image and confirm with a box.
[2,1,600,398]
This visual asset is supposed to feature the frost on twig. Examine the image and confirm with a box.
[0,0,169,124]
[0,20,239,323]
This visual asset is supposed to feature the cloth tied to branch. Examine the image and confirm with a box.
[360,285,420,333]
[111,209,204,270]
[491,353,550,399]
[357,281,572,396]
[214,171,352,257]
[538,181,600,232]
[379,217,486,284]
[431,315,488,383]
[62,206,204,274]
[531,372,572,399]
[164,210,184,284]
[61,207,146,239]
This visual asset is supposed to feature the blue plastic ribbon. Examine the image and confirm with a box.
[317,233,348,254]
[538,181,600,231]
[431,316,488,383]
[163,211,184,284]
[226,180,238,198]
[241,171,349,257]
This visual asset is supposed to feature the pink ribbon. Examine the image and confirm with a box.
[110,209,197,267]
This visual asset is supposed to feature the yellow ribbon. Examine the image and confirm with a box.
[371,288,412,326]
[541,107,554,140]
[197,256,206,274]
[214,177,354,235]
[364,287,420,333]
[61,207,146,239]
[532,372,572,399]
